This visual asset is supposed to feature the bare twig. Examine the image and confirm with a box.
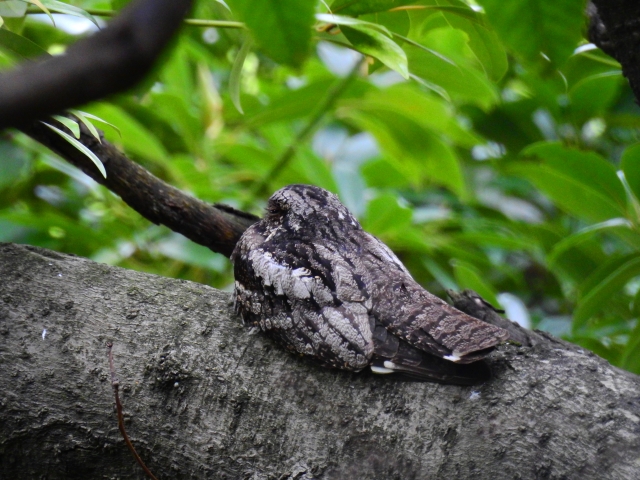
[107,342,159,480]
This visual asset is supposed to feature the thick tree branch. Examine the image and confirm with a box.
[20,120,257,258]
[589,1,640,104]
[0,243,639,479]
[0,0,193,130]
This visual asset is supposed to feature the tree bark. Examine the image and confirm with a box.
[0,242,639,480]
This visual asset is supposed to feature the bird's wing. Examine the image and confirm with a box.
[361,232,509,364]
[233,228,374,370]
[369,318,491,384]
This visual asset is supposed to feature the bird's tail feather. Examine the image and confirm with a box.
[371,322,492,385]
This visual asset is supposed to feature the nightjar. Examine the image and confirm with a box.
[232,184,509,384]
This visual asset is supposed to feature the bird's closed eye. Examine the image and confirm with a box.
[266,202,287,215]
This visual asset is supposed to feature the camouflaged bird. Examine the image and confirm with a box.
[231,184,509,385]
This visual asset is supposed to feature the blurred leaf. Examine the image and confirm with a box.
[0,140,29,189]
[230,36,253,114]
[338,94,466,197]
[316,14,409,77]
[620,320,640,374]
[342,26,409,79]
[406,28,498,109]
[547,218,633,268]
[40,0,99,27]
[437,4,508,81]
[227,0,315,67]
[361,157,410,188]
[621,143,640,207]
[476,0,587,66]
[111,0,132,9]
[574,254,640,329]
[0,1,27,17]
[525,142,627,207]
[332,0,419,15]
[569,71,622,123]
[25,0,53,25]
[512,142,627,222]
[150,92,201,150]
[362,193,412,234]
[42,122,107,178]
[316,13,393,36]
[451,259,500,306]
[0,27,49,60]
[340,83,480,146]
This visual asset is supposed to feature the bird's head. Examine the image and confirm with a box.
[264,184,361,234]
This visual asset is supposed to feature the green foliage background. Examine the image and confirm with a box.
[2,0,640,373]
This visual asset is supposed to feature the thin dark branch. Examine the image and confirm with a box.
[20,119,258,258]
[107,343,159,480]
[447,289,535,347]
[0,0,193,130]
[589,1,640,105]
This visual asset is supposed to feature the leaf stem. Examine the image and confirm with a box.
[25,7,246,29]
[250,57,365,200]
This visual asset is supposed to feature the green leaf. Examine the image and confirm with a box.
[339,108,465,197]
[69,109,120,138]
[52,115,80,138]
[111,0,132,9]
[69,110,102,143]
[361,157,410,188]
[451,259,500,307]
[509,162,625,223]
[316,13,393,36]
[0,27,49,60]
[25,0,54,26]
[40,0,99,27]
[621,143,640,207]
[362,193,412,234]
[81,103,169,163]
[620,320,640,374]
[476,0,588,66]
[574,254,640,329]
[341,26,409,79]
[340,83,480,147]
[511,142,627,223]
[406,28,498,109]
[433,3,508,81]
[226,0,315,67]
[316,14,408,77]
[41,122,107,178]
[0,1,27,17]
[547,219,633,269]
[569,71,622,123]
[331,0,419,15]
[0,139,29,188]
[523,142,627,210]
[229,36,253,114]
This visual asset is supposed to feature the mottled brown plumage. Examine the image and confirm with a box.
[231,185,509,384]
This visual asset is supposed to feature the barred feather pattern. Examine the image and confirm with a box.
[231,185,509,383]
